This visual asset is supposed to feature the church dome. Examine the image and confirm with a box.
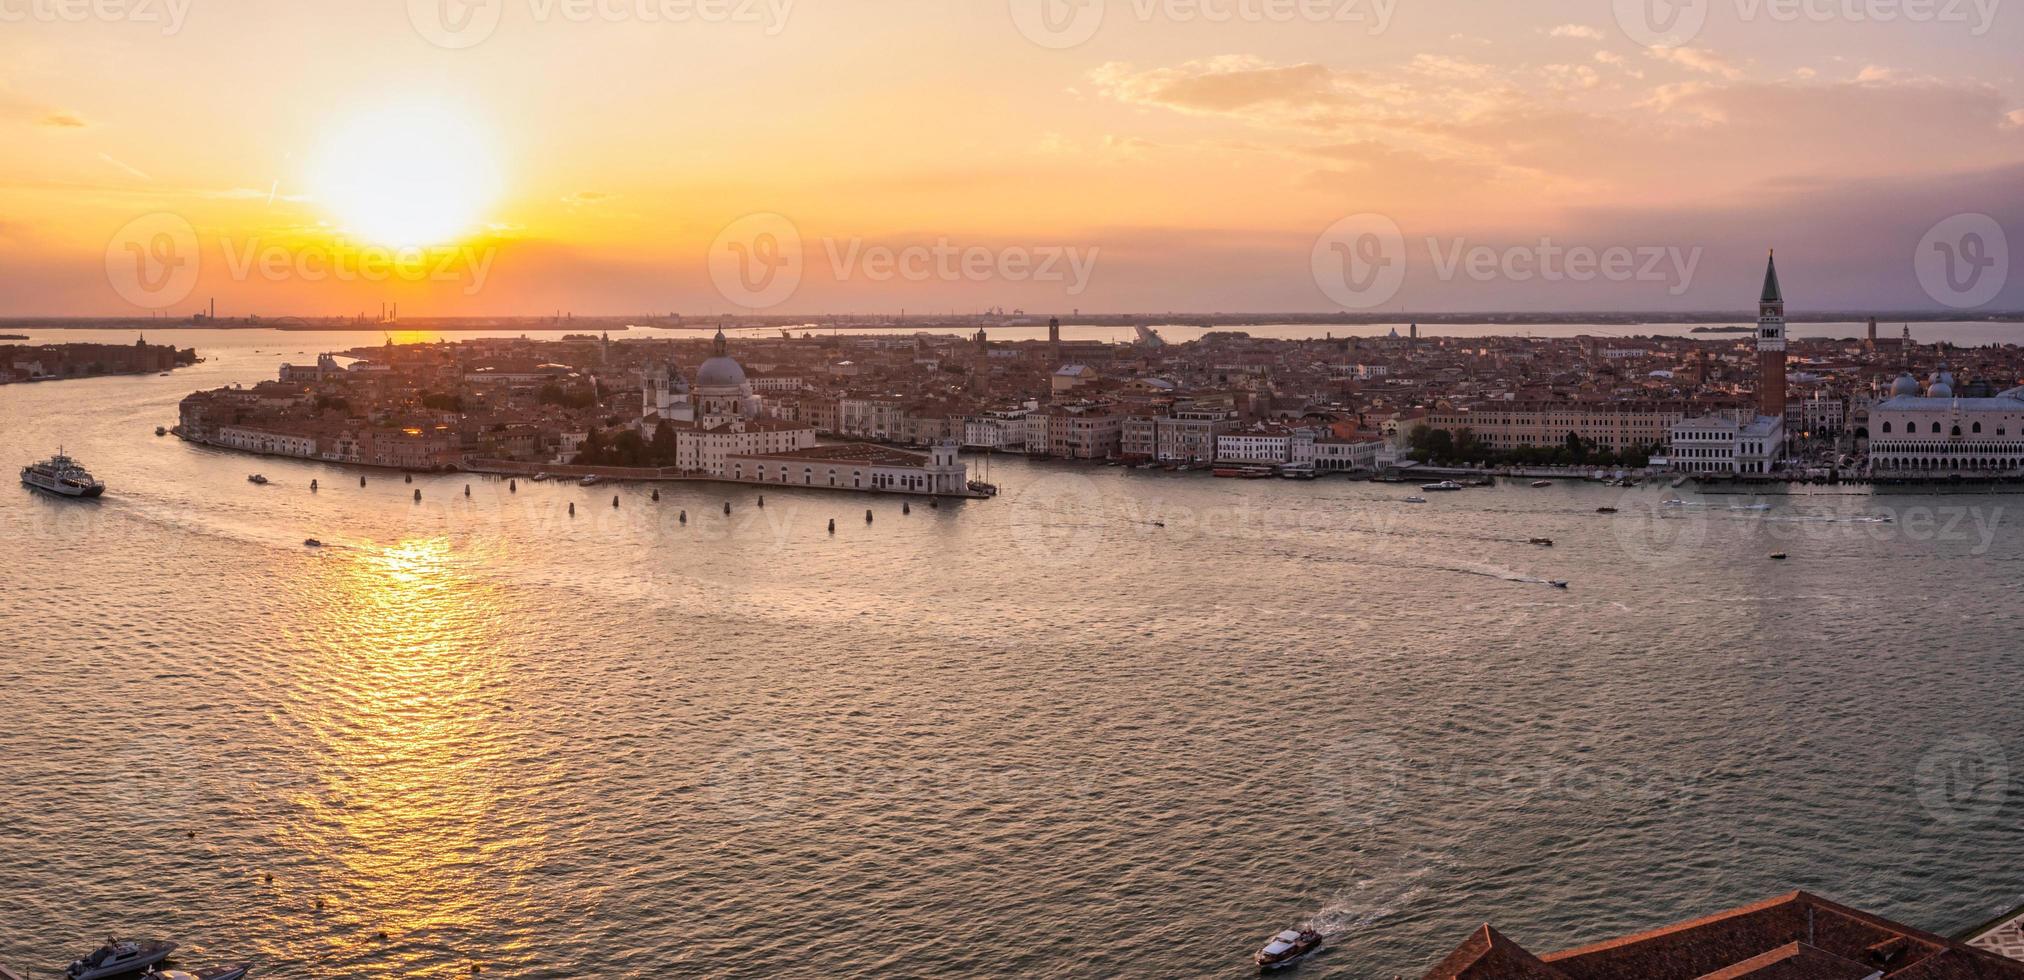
[1928,382,1953,398]
[1891,373,1920,396]
[694,327,747,389]
[696,355,746,388]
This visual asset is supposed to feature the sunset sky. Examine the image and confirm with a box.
[4,0,2022,315]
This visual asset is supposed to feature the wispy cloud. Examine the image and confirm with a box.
[97,152,152,181]
[1647,47,1745,80]
[1549,24,1604,40]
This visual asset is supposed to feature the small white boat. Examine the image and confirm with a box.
[1255,928,1322,970]
[247,474,268,485]
[1420,480,1464,492]
[141,964,252,980]
[1403,495,1427,503]
[1530,480,1551,488]
[1662,497,1685,507]
[530,473,551,482]
[66,938,177,980]
[579,475,602,487]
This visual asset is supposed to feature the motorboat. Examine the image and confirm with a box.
[303,539,323,548]
[21,450,106,498]
[1549,580,1570,589]
[247,474,268,485]
[579,475,602,487]
[1403,495,1427,503]
[66,938,177,980]
[141,964,252,980]
[1662,497,1685,507]
[1420,480,1464,492]
[1255,928,1322,970]
[1530,480,1551,488]
[529,473,551,482]
[155,426,168,436]
[1529,537,1554,546]
[1595,506,1618,514]
[1769,552,1788,560]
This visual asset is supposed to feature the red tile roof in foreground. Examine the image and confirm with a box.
[1425,892,2024,980]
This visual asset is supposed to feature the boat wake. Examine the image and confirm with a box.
[1303,858,1448,938]
[1433,562,1561,587]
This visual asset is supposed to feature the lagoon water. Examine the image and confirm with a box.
[2,329,2021,977]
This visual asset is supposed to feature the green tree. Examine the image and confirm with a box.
[649,421,679,465]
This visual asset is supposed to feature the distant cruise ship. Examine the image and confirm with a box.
[21,450,105,498]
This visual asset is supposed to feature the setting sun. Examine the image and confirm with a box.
[308,103,502,250]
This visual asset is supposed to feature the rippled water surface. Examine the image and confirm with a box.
[3,330,2022,977]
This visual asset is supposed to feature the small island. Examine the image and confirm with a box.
[2,337,199,383]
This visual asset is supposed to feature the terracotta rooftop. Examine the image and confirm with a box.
[1423,893,2024,980]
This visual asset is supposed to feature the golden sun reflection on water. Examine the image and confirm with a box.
[284,537,546,973]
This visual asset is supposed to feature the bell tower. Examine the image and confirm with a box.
[1757,250,1786,420]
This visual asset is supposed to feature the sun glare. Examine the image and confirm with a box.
[309,103,502,249]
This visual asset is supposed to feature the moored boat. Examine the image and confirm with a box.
[1421,480,1464,492]
[1255,928,1322,970]
[1530,480,1551,488]
[65,938,177,980]
[247,474,268,485]
[21,450,106,498]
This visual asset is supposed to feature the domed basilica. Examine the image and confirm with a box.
[642,327,763,425]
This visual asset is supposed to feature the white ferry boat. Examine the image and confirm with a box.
[21,450,105,498]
